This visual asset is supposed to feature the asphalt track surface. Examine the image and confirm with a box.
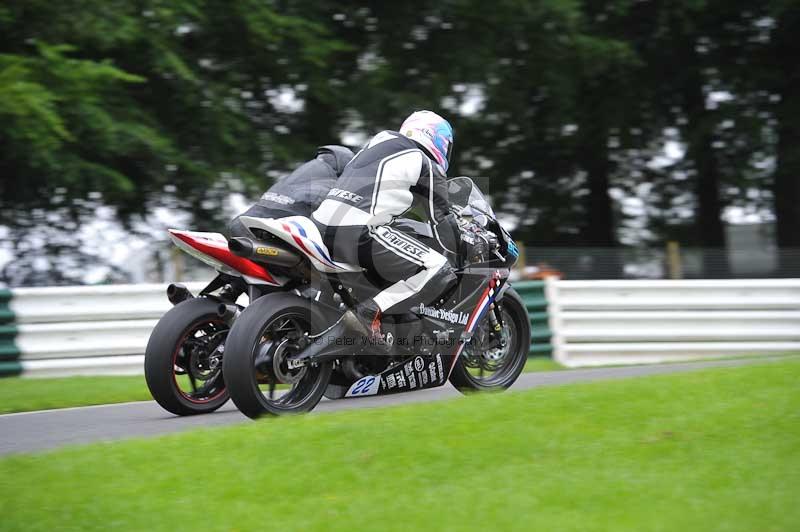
[0,356,790,456]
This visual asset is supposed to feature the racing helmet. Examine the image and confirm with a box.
[400,110,454,173]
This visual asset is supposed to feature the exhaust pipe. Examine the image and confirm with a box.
[228,236,303,268]
[217,303,240,324]
[228,237,254,258]
[167,283,193,306]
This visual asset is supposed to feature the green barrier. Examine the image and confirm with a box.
[512,280,553,357]
[0,289,21,377]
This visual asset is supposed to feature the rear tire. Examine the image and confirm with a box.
[448,287,531,393]
[223,293,333,419]
[145,297,230,415]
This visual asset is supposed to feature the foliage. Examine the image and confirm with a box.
[0,0,347,223]
[1,1,798,283]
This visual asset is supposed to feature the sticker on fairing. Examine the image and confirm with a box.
[345,375,381,397]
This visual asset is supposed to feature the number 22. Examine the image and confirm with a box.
[352,376,375,395]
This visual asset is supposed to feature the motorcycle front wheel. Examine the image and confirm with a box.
[448,286,531,393]
[223,293,333,419]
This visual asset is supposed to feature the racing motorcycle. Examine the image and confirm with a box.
[221,177,531,418]
[143,225,303,416]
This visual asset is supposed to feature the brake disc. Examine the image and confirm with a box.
[188,347,217,381]
[255,338,307,384]
[482,323,511,362]
[272,339,307,384]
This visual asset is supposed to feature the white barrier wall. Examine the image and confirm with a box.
[4,279,799,377]
[546,279,800,367]
[12,283,205,377]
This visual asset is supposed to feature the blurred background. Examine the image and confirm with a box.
[1,0,799,286]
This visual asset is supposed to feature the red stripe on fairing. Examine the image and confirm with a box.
[447,281,496,376]
[282,222,340,269]
[447,279,497,378]
[282,222,316,260]
[448,343,467,375]
[170,230,278,285]
[466,285,493,330]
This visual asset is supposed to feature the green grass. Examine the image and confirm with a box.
[1,359,797,531]
[0,375,150,414]
[523,355,565,372]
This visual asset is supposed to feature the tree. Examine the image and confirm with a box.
[0,0,348,223]
[767,3,800,274]
[616,0,776,276]
[2,0,797,286]
[0,1,349,285]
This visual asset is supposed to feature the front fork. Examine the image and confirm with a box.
[481,272,507,349]
[485,302,507,349]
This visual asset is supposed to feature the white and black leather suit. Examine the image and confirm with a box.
[312,131,458,314]
[229,145,354,238]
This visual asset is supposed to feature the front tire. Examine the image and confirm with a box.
[223,293,333,419]
[145,297,230,415]
[449,287,531,393]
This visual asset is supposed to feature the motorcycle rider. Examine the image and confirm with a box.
[311,110,458,344]
[229,145,354,238]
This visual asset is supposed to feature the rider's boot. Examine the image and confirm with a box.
[340,299,391,353]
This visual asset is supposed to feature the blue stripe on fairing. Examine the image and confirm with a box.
[468,288,495,333]
[448,285,496,376]
[289,220,308,237]
[313,245,341,268]
[288,220,339,268]
[448,284,500,378]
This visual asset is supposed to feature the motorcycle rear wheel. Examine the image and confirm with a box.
[144,297,230,415]
[448,286,531,393]
[223,293,333,419]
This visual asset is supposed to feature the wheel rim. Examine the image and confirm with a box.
[171,318,228,404]
[462,304,523,386]
[250,312,324,411]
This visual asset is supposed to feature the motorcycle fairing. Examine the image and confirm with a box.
[168,229,282,286]
[445,274,502,374]
[343,270,506,398]
[238,215,362,274]
[345,353,448,397]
